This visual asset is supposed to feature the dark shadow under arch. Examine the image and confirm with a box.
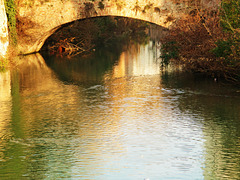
[40,15,168,53]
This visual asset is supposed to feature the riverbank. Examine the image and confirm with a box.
[160,3,240,85]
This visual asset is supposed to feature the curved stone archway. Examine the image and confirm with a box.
[16,0,219,54]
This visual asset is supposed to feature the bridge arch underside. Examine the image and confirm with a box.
[41,15,167,51]
[18,13,173,55]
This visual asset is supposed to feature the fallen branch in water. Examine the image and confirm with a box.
[49,37,94,58]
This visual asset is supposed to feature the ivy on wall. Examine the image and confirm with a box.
[220,0,240,32]
[4,0,17,45]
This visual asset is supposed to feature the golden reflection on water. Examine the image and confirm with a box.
[112,42,161,78]
[7,53,128,178]
[104,42,182,131]
[0,70,11,123]
[12,54,81,138]
[105,42,163,120]
[0,71,12,162]
[6,43,167,178]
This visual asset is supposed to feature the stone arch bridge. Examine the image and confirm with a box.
[15,0,219,54]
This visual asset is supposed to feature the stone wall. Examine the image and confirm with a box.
[0,0,9,58]
[3,0,220,55]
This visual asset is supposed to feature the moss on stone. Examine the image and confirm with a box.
[4,0,17,45]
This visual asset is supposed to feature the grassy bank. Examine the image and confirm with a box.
[160,1,240,85]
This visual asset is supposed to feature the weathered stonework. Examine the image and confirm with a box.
[16,0,220,54]
[0,0,9,58]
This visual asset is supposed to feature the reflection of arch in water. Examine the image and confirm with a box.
[44,39,163,86]
[13,53,61,94]
[0,71,11,141]
[5,53,127,179]
[43,48,121,86]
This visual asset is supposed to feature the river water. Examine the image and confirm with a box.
[0,40,240,180]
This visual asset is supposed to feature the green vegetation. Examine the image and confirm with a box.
[4,0,17,45]
[1,0,17,71]
[160,41,179,66]
[212,38,240,61]
[212,0,240,62]
[220,0,240,32]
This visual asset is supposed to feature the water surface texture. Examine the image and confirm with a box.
[0,41,240,179]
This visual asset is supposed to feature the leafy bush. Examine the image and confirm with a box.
[214,0,240,62]
[213,37,239,55]
[220,0,240,32]
[212,39,233,58]
[160,41,179,66]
